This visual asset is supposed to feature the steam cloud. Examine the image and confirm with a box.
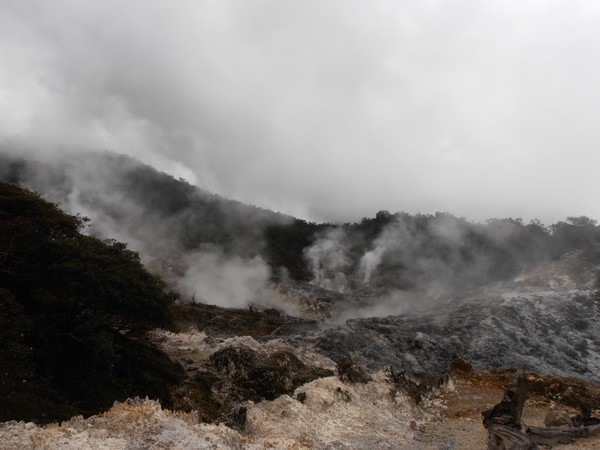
[358,215,510,294]
[299,209,534,317]
[359,221,410,285]
[179,248,272,308]
[304,227,351,292]
[0,149,289,310]
[325,214,534,321]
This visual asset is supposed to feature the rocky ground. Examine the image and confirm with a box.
[2,251,600,449]
[4,365,600,449]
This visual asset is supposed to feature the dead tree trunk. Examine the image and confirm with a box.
[483,370,600,449]
[482,370,537,449]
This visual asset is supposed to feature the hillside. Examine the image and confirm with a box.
[3,153,600,448]
[2,150,600,302]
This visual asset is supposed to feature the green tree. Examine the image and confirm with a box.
[550,216,600,260]
[0,181,183,423]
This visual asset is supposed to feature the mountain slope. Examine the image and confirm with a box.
[3,149,600,307]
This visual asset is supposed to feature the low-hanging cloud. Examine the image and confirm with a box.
[2,1,600,223]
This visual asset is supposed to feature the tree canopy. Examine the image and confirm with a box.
[0,181,183,423]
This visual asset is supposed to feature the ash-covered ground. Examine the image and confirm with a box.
[280,250,600,383]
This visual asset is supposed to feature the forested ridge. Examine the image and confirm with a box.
[2,151,599,290]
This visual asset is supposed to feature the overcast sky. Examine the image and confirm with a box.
[2,0,600,224]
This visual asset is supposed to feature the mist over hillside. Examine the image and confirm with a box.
[0,149,294,308]
[0,149,288,254]
[2,149,599,313]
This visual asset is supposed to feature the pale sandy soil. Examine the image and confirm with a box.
[418,375,600,449]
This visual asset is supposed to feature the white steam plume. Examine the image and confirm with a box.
[359,220,410,285]
[0,149,294,312]
[359,246,385,284]
[304,227,350,292]
[179,248,273,308]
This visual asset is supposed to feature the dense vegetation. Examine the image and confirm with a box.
[0,181,183,423]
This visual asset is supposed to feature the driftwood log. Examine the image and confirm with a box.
[482,370,600,449]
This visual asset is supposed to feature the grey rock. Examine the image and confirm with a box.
[544,410,574,427]
[303,289,600,383]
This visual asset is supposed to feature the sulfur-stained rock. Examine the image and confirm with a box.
[243,373,428,449]
[0,399,242,450]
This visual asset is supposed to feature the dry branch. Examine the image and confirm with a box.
[483,370,600,449]
[526,423,600,446]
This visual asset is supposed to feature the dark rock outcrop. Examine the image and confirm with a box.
[210,344,333,402]
[336,357,372,384]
